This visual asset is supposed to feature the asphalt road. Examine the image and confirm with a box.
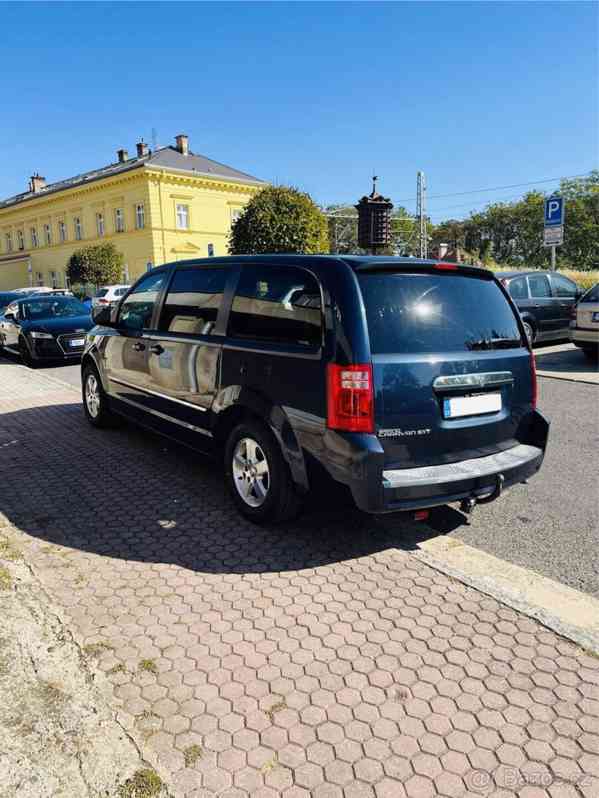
[2,347,598,597]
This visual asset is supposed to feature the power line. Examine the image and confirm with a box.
[397,172,590,205]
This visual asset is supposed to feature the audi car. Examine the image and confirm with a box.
[0,294,93,366]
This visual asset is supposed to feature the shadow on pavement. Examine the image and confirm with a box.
[0,401,466,574]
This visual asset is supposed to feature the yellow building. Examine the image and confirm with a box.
[0,134,265,291]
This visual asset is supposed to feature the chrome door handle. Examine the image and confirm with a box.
[133,342,146,352]
[149,344,164,355]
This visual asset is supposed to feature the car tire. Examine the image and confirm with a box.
[18,335,37,368]
[224,420,302,524]
[522,320,536,346]
[82,364,117,428]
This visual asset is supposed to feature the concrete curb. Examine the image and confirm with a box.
[414,537,599,656]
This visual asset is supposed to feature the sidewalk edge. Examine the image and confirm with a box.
[414,541,599,656]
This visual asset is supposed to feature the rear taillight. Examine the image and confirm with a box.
[327,364,374,433]
[98,298,109,304]
[530,350,537,410]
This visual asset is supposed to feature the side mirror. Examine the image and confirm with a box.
[91,305,114,326]
[3,311,15,321]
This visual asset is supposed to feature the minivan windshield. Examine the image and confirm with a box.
[358,272,523,354]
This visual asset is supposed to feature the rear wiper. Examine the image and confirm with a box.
[467,338,521,350]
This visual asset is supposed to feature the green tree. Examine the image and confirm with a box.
[229,186,328,255]
[67,242,124,287]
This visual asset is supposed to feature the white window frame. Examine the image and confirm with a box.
[58,221,66,243]
[17,230,24,251]
[135,203,145,230]
[50,270,58,289]
[115,208,124,233]
[176,203,189,230]
[44,224,52,246]
[6,233,13,252]
[96,212,105,237]
[31,227,38,248]
[74,217,83,241]
[64,273,71,289]
[36,271,43,286]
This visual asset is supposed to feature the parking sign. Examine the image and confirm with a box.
[544,196,565,227]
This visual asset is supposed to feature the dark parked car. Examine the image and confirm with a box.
[496,270,583,344]
[0,295,93,366]
[82,256,549,523]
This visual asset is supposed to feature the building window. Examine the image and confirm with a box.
[6,233,13,252]
[44,224,52,246]
[96,213,105,237]
[74,217,83,241]
[31,228,38,248]
[230,208,243,225]
[123,263,129,283]
[36,271,43,286]
[64,273,71,289]
[176,203,189,230]
[50,270,58,289]
[135,203,145,230]
[58,221,66,242]
[17,230,25,251]
[115,208,124,233]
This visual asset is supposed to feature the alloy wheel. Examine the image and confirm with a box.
[232,437,270,508]
[523,321,534,345]
[85,373,101,418]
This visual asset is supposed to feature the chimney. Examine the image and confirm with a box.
[117,148,129,163]
[136,140,149,158]
[28,173,46,193]
[175,134,189,156]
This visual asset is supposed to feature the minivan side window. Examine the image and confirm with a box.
[118,272,166,332]
[551,274,577,298]
[159,268,227,335]
[228,266,322,347]
[528,274,551,299]
[508,277,528,300]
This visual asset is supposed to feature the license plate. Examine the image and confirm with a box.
[443,393,502,419]
[593,312,599,322]
[69,338,85,347]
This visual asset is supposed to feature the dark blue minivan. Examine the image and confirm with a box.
[82,256,549,523]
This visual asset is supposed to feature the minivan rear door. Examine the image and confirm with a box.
[357,267,534,470]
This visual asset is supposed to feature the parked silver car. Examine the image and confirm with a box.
[571,283,599,360]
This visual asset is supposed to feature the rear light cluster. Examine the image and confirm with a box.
[530,351,538,410]
[327,364,374,433]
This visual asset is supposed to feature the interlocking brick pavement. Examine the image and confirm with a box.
[0,359,598,798]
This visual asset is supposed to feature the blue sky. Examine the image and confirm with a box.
[0,1,596,221]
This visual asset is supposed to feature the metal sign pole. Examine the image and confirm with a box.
[551,245,556,270]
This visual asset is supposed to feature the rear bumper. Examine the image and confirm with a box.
[570,327,599,345]
[342,410,549,514]
[377,443,544,512]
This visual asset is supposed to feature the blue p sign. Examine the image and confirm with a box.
[544,197,564,227]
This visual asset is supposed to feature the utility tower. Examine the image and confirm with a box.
[416,171,427,258]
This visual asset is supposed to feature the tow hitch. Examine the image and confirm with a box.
[459,473,505,515]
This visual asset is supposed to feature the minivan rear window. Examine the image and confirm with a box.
[581,284,599,303]
[358,272,523,354]
[95,289,108,298]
